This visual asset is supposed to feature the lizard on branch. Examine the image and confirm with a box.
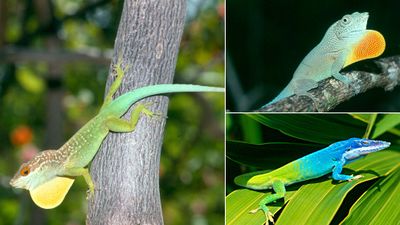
[9,60,224,209]
[262,12,385,110]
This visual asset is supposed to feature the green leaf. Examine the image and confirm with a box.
[226,189,297,225]
[247,114,365,144]
[16,67,45,94]
[362,114,377,138]
[341,165,400,225]
[240,115,263,144]
[372,114,400,138]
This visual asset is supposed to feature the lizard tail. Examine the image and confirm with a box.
[260,84,293,108]
[101,84,224,116]
[234,169,273,190]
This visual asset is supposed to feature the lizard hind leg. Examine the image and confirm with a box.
[249,180,286,225]
[105,102,160,133]
[292,79,321,111]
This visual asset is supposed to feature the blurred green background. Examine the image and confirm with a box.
[227,0,400,111]
[0,0,224,224]
[226,114,400,224]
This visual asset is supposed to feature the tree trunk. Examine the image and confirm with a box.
[87,0,186,224]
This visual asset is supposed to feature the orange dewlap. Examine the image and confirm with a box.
[344,30,385,67]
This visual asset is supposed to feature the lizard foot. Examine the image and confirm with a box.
[249,206,274,224]
[348,174,363,181]
[141,102,167,120]
[296,92,321,112]
[86,188,94,200]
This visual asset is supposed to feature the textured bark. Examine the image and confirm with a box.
[257,56,400,112]
[87,1,186,224]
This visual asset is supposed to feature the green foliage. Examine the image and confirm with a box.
[226,114,400,225]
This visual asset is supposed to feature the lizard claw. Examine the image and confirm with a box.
[140,102,167,119]
[249,207,274,224]
[348,174,363,181]
[268,211,274,224]
[249,207,260,214]
[86,187,95,199]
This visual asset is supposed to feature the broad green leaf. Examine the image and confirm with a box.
[226,150,400,225]
[247,114,365,144]
[341,165,400,225]
[226,189,297,225]
[372,114,400,138]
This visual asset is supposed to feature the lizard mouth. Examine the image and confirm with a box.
[9,177,26,189]
[344,140,390,160]
[358,140,391,155]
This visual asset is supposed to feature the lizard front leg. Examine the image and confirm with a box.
[249,179,286,225]
[332,159,363,181]
[331,52,352,85]
[63,167,95,198]
[101,58,129,110]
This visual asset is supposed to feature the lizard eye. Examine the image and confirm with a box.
[20,166,30,176]
[362,141,369,145]
[341,16,351,25]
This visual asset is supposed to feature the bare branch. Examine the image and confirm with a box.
[257,56,400,112]
[0,47,111,65]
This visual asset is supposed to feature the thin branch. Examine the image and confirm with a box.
[0,47,111,65]
[257,56,400,112]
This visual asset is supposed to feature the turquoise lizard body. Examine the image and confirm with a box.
[234,138,390,224]
[263,12,385,107]
[9,61,224,209]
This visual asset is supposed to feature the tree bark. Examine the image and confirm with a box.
[87,1,186,224]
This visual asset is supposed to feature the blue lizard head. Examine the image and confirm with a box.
[342,138,390,160]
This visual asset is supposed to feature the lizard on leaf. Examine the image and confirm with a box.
[262,12,385,108]
[9,60,224,209]
[234,138,390,224]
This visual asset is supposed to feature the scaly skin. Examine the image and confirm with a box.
[9,60,224,209]
[263,12,385,107]
[234,138,391,224]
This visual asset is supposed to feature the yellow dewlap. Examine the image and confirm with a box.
[30,176,75,209]
[344,30,385,67]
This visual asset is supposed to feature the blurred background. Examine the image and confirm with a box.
[0,0,224,224]
[227,0,400,111]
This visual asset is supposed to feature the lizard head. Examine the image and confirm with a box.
[10,150,75,209]
[10,150,60,190]
[330,12,369,40]
[342,138,390,160]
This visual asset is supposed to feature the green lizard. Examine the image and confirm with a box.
[234,138,390,224]
[9,60,224,209]
[263,12,385,107]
